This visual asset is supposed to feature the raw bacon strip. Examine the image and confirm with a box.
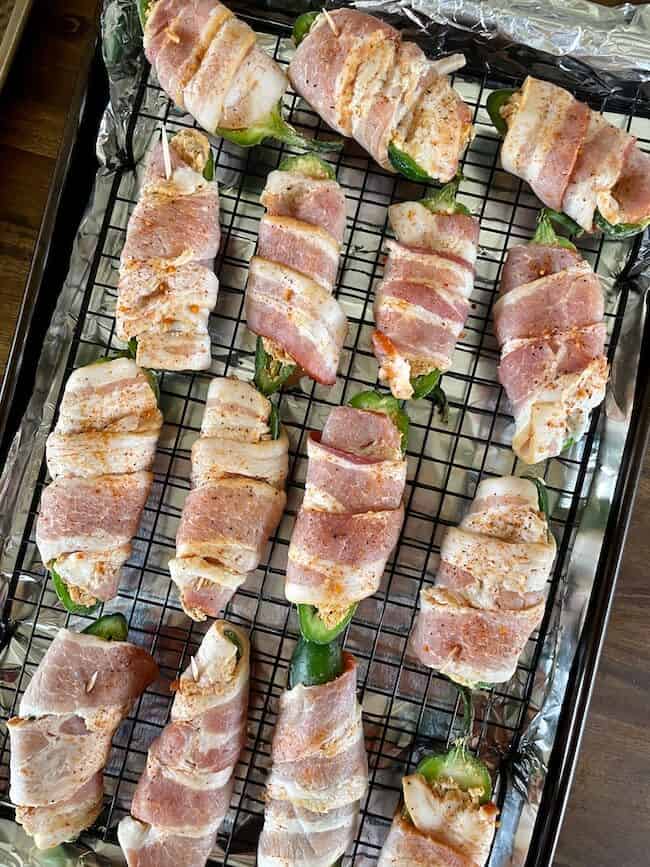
[562,112,635,231]
[499,76,650,232]
[378,777,497,867]
[118,621,249,866]
[9,629,157,849]
[494,239,608,463]
[500,77,590,212]
[246,165,348,386]
[373,201,479,398]
[144,0,287,133]
[38,358,162,606]
[411,476,555,684]
[258,653,368,866]
[169,378,287,620]
[54,356,161,435]
[289,9,472,181]
[118,129,220,371]
[285,406,405,626]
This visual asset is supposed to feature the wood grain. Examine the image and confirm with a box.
[0,0,99,369]
[0,1,648,865]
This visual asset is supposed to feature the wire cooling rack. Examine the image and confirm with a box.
[0,9,648,865]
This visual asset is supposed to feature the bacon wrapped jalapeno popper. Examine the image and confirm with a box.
[378,746,497,866]
[118,621,248,867]
[412,475,556,685]
[494,211,609,464]
[117,129,220,371]
[286,398,407,639]
[372,180,479,400]
[258,640,368,866]
[289,9,473,183]
[140,0,339,151]
[8,616,157,849]
[488,76,650,237]
[246,155,348,390]
[37,357,162,612]
[169,377,288,621]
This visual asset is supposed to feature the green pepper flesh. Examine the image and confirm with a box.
[278,153,335,180]
[293,11,319,46]
[224,628,243,662]
[216,100,342,153]
[289,637,344,688]
[82,613,129,641]
[420,175,471,217]
[298,603,357,645]
[486,88,516,136]
[50,566,100,616]
[203,149,215,182]
[387,143,433,183]
[416,746,492,804]
[594,209,650,239]
[254,337,296,397]
[410,369,441,400]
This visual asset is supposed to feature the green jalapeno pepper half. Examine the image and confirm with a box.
[410,369,442,401]
[289,636,344,688]
[387,143,434,184]
[137,4,341,153]
[416,745,492,804]
[82,613,129,642]
[485,88,516,137]
[292,11,319,46]
[420,174,471,217]
[594,210,650,239]
[278,153,335,180]
[487,89,649,238]
[348,390,410,454]
[297,603,357,645]
[407,177,470,405]
[224,628,243,662]
[50,565,101,616]
[203,148,215,182]
[254,337,296,399]
[216,100,342,153]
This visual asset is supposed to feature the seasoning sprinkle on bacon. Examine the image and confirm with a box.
[169,377,288,621]
[289,8,473,182]
[258,650,368,866]
[9,625,157,850]
[493,76,650,235]
[285,404,406,631]
[38,357,162,609]
[117,129,220,371]
[245,155,348,388]
[494,212,609,463]
[411,475,556,685]
[143,0,287,136]
[118,621,249,867]
[373,185,479,399]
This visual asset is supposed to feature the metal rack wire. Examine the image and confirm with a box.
[0,10,648,865]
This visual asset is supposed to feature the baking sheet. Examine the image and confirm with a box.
[0,1,649,864]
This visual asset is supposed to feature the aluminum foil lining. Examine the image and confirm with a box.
[358,0,650,75]
[0,1,649,865]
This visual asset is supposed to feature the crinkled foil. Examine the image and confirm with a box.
[0,1,649,865]
[358,0,650,75]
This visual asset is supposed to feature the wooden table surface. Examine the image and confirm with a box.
[0,0,648,864]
